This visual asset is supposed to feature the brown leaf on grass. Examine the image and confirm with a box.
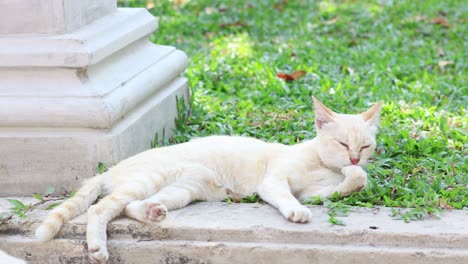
[438,199,454,210]
[450,162,456,176]
[273,3,283,12]
[438,46,444,57]
[204,31,215,39]
[174,0,186,5]
[403,15,427,23]
[274,0,288,12]
[205,7,215,14]
[376,147,382,155]
[219,21,247,28]
[438,10,447,16]
[277,70,307,81]
[403,15,451,28]
[324,17,339,25]
[348,39,358,47]
[218,5,228,13]
[400,107,411,114]
[431,17,451,28]
[438,60,454,69]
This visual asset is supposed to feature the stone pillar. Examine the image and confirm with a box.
[0,0,189,195]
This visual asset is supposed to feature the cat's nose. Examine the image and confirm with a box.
[350,158,360,165]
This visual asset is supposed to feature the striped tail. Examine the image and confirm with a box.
[35,174,104,241]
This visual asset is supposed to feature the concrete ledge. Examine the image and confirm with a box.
[0,199,467,263]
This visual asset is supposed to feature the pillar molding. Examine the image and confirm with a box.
[0,1,189,195]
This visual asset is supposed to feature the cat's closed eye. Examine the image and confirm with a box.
[360,145,371,151]
[338,141,349,149]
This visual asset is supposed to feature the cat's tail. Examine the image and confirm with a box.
[35,173,105,241]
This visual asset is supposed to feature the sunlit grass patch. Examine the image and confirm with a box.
[119,0,468,216]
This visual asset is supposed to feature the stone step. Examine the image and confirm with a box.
[0,198,467,263]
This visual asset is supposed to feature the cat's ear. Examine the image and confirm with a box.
[362,101,383,127]
[312,96,335,129]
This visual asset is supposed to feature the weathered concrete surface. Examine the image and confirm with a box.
[0,198,467,264]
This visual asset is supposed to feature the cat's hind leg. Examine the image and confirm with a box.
[125,165,225,224]
[86,180,155,263]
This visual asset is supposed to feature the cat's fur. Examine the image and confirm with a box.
[0,250,26,264]
[36,97,382,263]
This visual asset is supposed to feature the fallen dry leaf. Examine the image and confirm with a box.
[273,0,288,12]
[324,17,339,25]
[205,7,215,14]
[273,3,283,12]
[172,0,188,5]
[204,31,215,39]
[218,5,228,13]
[438,60,454,68]
[432,17,451,28]
[403,15,451,28]
[400,107,411,114]
[438,199,454,210]
[348,39,358,46]
[219,21,246,28]
[277,70,306,81]
[376,147,382,155]
[438,10,447,16]
[438,46,444,57]
[403,15,427,23]
[450,162,456,176]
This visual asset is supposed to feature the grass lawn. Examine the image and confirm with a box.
[118,0,467,220]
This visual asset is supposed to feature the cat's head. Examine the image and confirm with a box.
[312,97,382,170]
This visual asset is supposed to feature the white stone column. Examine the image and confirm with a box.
[0,0,189,195]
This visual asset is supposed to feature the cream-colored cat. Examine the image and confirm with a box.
[36,97,382,263]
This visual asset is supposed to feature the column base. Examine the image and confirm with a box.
[0,8,189,195]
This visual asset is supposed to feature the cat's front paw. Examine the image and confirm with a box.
[281,205,312,223]
[88,243,109,264]
[339,165,368,195]
[341,165,367,184]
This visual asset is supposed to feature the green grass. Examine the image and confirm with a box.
[118,0,467,217]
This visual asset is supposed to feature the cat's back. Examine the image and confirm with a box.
[103,135,288,191]
[188,135,285,154]
[189,135,268,146]
[109,135,285,174]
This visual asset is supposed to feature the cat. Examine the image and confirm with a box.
[0,250,27,264]
[35,97,382,263]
